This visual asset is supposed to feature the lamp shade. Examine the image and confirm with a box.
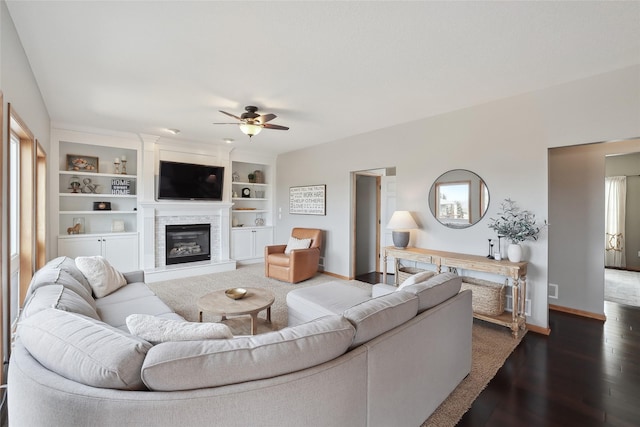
[387,211,418,249]
[386,211,418,230]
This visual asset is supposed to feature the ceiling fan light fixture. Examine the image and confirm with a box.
[239,123,263,138]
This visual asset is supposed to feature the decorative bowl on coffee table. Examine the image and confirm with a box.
[225,288,248,300]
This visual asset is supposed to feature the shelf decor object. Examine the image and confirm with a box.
[67,154,98,172]
[111,179,131,195]
[93,201,112,211]
[386,210,418,249]
[68,175,82,193]
[289,185,326,215]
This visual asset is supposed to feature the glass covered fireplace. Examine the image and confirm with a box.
[165,224,211,265]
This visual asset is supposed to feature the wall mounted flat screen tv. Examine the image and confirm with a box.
[158,161,224,201]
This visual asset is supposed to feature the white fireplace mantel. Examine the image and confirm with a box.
[140,201,236,282]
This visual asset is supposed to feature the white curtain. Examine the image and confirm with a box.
[605,176,626,267]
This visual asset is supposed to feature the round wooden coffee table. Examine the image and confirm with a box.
[197,287,275,335]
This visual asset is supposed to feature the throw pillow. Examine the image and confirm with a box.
[284,236,312,254]
[397,270,436,290]
[75,256,127,298]
[126,314,233,344]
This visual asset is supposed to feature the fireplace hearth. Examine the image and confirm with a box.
[165,224,211,265]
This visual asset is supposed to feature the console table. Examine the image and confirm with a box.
[383,246,528,337]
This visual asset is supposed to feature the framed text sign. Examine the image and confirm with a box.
[289,185,326,215]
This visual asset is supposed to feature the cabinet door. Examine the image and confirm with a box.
[253,228,273,258]
[58,236,102,259]
[102,234,139,272]
[231,229,254,260]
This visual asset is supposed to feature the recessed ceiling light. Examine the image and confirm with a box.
[166,128,180,135]
[223,138,234,144]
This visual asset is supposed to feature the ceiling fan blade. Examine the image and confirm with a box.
[258,113,277,124]
[263,123,289,131]
[219,110,242,121]
[213,122,240,125]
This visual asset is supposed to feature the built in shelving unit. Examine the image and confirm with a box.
[54,132,141,272]
[230,159,274,262]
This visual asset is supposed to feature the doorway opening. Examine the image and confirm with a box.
[351,167,396,283]
[604,152,640,308]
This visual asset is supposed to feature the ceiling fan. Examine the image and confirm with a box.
[214,106,289,138]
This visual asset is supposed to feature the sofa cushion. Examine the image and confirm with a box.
[141,315,355,391]
[398,270,436,290]
[96,294,177,329]
[126,314,233,344]
[21,285,100,320]
[401,272,462,312]
[286,281,371,325]
[45,256,93,292]
[284,236,311,254]
[75,256,127,298]
[95,281,155,305]
[343,291,418,348]
[24,268,96,309]
[18,308,151,390]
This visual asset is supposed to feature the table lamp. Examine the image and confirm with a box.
[387,211,418,249]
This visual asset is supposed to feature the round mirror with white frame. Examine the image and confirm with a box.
[428,169,489,229]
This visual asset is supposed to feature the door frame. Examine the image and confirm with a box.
[350,168,394,279]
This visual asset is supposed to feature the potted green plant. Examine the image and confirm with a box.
[488,198,546,262]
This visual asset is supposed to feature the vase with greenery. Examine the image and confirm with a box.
[488,198,546,262]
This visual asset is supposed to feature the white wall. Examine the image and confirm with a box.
[274,65,640,330]
[1,1,50,151]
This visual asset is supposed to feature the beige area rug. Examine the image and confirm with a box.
[148,263,370,334]
[148,263,523,426]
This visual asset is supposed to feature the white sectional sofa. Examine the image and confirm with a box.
[8,257,472,427]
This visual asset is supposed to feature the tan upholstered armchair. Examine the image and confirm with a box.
[265,228,323,283]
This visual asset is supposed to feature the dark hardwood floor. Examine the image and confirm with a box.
[356,272,640,427]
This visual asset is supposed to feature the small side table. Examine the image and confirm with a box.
[197,287,275,335]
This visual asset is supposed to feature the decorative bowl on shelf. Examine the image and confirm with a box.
[225,288,247,300]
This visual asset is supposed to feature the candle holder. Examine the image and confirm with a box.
[114,160,121,174]
[496,235,504,260]
[121,159,127,175]
[487,238,494,259]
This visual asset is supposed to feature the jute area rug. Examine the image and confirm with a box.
[148,263,524,427]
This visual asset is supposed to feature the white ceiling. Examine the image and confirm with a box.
[6,1,640,155]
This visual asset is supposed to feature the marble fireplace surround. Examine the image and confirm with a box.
[140,201,236,282]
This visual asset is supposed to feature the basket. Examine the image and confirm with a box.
[398,267,427,284]
[253,170,264,184]
[460,276,506,316]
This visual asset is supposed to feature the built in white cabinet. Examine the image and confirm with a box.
[58,234,139,273]
[231,227,273,262]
